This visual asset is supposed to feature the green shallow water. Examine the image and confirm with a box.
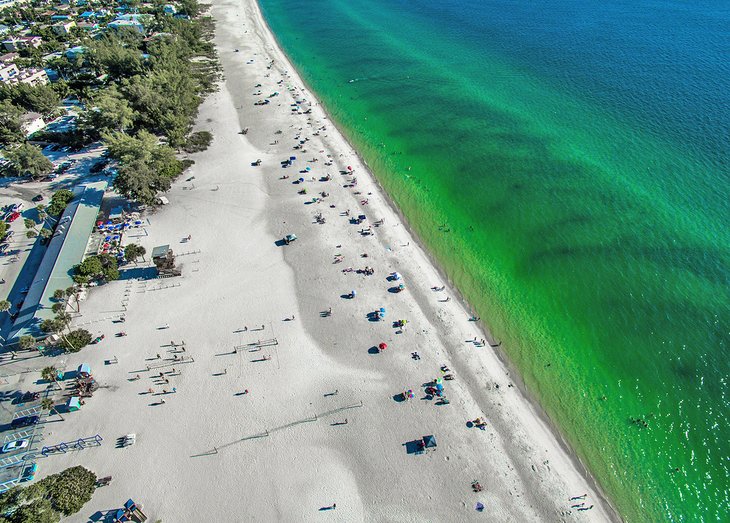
[257,0,730,520]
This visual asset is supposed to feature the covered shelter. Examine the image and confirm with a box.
[423,435,437,449]
[6,182,107,345]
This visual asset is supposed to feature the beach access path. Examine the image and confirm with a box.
[35,0,616,521]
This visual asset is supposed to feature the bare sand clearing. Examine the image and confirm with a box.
[38,0,617,520]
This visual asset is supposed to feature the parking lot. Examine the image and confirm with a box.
[0,375,46,491]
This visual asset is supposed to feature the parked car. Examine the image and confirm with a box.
[21,463,37,482]
[11,415,40,428]
[6,212,20,222]
[1,439,29,453]
[10,203,23,212]
[32,194,44,202]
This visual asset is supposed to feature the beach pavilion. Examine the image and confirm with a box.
[5,181,107,346]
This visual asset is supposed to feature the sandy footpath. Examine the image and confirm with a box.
[34,0,617,521]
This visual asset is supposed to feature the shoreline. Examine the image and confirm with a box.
[32,0,622,519]
[247,0,621,520]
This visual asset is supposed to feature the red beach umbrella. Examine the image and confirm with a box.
[378,342,387,351]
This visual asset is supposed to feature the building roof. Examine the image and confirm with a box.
[151,245,170,259]
[7,181,107,343]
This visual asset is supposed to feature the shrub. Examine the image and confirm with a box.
[62,329,92,352]
[46,189,75,217]
[183,130,213,153]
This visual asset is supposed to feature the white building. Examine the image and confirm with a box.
[20,112,45,136]
[0,61,18,82]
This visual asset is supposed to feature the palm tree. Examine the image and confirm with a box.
[41,366,61,389]
[0,300,10,313]
[41,397,64,421]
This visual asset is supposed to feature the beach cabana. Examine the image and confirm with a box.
[78,363,91,377]
[67,396,81,411]
[423,435,437,449]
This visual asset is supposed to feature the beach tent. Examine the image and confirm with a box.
[67,396,81,411]
[78,363,91,377]
[422,435,437,449]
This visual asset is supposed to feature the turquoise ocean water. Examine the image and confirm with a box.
[257,0,730,520]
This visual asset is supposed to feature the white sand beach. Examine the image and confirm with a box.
[34,0,617,520]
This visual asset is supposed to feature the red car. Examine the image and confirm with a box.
[6,212,20,223]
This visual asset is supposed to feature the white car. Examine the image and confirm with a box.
[2,439,29,453]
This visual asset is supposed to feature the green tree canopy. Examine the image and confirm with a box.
[46,189,75,217]
[5,143,53,178]
[18,335,36,350]
[79,86,136,138]
[1,83,61,116]
[75,254,119,282]
[106,130,183,203]
[62,329,92,352]
[0,100,24,146]
[124,243,146,262]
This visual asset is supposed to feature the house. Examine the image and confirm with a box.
[65,45,85,60]
[50,14,73,22]
[15,68,49,86]
[20,112,45,136]
[2,36,43,52]
[52,20,76,35]
[108,19,144,34]
[0,61,18,83]
[76,21,99,32]
[0,65,49,86]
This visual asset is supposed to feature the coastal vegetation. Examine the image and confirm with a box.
[1,0,220,205]
[46,189,74,217]
[73,253,120,284]
[3,143,53,178]
[124,243,146,263]
[61,328,92,352]
[0,465,97,522]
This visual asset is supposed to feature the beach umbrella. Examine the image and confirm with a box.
[290,156,296,161]
[347,165,353,171]
[378,342,387,351]
[305,166,311,172]
[105,220,112,225]
[475,502,484,512]
[96,220,103,226]
[298,177,304,183]
[134,220,142,225]
[112,235,120,240]
[104,236,111,241]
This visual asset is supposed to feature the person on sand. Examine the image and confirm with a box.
[156,353,161,359]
